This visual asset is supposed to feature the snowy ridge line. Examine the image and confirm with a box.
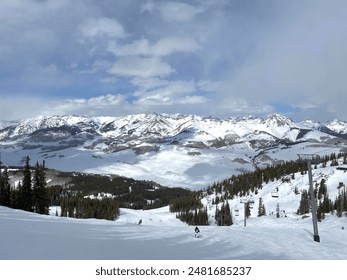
[1,113,347,138]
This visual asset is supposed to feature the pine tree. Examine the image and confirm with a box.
[0,168,11,207]
[297,190,310,215]
[223,201,233,226]
[215,201,233,226]
[258,197,266,217]
[33,161,49,214]
[318,179,327,200]
[19,156,33,212]
[335,189,346,217]
[322,194,332,213]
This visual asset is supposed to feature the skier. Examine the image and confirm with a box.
[194,226,200,237]
[138,219,142,225]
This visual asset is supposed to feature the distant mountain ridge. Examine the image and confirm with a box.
[1,113,347,189]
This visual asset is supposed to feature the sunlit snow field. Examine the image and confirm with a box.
[1,205,346,260]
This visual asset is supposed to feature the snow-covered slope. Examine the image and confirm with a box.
[1,158,347,260]
[1,113,347,189]
[0,204,346,260]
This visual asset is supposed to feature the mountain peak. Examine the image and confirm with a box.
[262,113,294,127]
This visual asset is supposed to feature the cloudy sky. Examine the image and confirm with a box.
[1,0,347,121]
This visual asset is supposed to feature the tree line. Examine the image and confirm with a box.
[65,173,192,210]
[0,156,49,214]
[60,196,120,220]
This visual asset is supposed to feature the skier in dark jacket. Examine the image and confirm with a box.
[194,226,200,237]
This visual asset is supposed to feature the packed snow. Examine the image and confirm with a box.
[1,204,346,260]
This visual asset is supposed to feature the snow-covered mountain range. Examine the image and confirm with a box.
[1,113,347,189]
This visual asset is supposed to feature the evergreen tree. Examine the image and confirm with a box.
[335,188,346,217]
[19,156,33,212]
[224,201,233,225]
[318,179,327,200]
[297,190,310,215]
[215,201,233,226]
[317,201,324,222]
[322,194,333,214]
[33,161,49,214]
[257,197,266,217]
[0,168,11,207]
[12,182,21,209]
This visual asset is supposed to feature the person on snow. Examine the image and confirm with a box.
[194,226,200,237]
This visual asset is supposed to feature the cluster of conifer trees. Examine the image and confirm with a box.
[66,173,192,210]
[215,201,233,226]
[297,178,347,221]
[60,197,120,220]
[175,207,209,225]
[169,193,209,225]
[0,156,49,214]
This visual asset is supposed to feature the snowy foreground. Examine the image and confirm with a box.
[0,205,346,260]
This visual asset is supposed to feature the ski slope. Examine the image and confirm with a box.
[0,205,346,260]
[1,158,347,260]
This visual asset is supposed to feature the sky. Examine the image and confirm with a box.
[1,0,347,122]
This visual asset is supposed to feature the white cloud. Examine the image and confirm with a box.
[140,1,205,22]
[45,94,129,117]
[79,17,126,39]
[217,0,347,120]
[153,36,200,56]
[159,1,205,22]
[217,97,274,116]
[87,94,125,107]
[108,36,200,57]
[99,76,118,84]
[133,79,206,107]
[179,95,207,105]
[108,56,174,78]
[0,94,131,121]
[0,95,49,121]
